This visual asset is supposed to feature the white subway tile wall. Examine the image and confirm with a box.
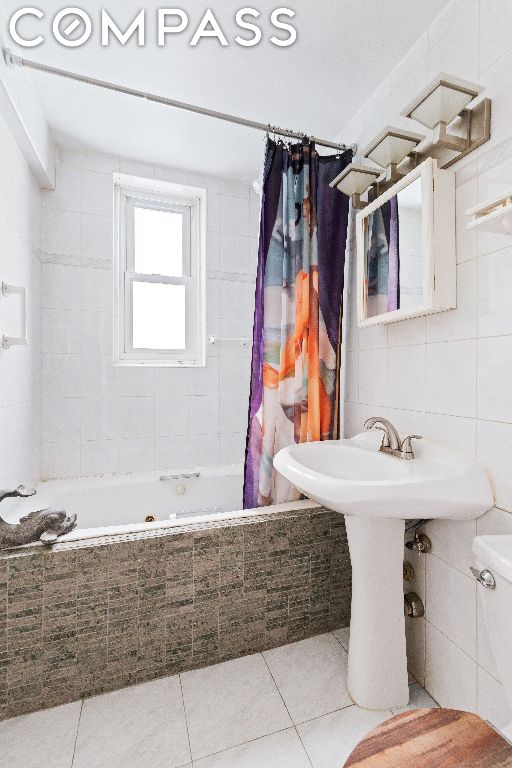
[40,151,258,480]
[341,0,512,722]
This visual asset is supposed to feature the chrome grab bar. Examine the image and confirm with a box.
[159,472,200,481]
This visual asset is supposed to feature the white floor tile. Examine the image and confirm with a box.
[297,706,392,768]
[333,627,350,652]
[73,676,190,768]
[192,728,311,768]
[181,653,291,761]
[0,701,81,768]
[264,634,351,724]
[391,683,439,714]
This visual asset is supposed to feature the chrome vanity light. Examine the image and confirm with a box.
[329,163,381,209]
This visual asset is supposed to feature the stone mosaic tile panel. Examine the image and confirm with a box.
[0,507,350,720]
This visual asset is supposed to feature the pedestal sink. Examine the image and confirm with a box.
[273,430,494,709]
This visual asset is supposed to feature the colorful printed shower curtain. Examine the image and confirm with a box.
[243,139,352,508]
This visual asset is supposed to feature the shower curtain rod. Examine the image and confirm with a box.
[4,49,353,153]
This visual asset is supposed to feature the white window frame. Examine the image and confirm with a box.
[113,173,206,367]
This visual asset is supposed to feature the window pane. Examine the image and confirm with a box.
[134,207,183,277]
[132,282,186,350]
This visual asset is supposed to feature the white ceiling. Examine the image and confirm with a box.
[2,0,450,180]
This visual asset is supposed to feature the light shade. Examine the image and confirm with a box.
[402,74,483,129]
[329,164,381,196]
[363,128,425,168]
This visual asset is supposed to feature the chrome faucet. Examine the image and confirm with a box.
[364,416,422,460]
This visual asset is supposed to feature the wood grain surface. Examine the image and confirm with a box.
[344,708,512,768]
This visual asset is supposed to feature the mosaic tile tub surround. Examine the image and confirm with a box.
[0,507,350,720]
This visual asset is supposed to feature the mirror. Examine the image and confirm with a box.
[356,158,456,326]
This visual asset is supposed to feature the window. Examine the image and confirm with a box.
[114,174,206,366]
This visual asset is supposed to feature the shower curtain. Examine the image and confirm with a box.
[243,139,352,508]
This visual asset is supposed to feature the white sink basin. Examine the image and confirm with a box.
[274,430,494,710]
[274,431,494,520]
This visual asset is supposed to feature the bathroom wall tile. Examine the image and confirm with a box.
[426,340,476,417]
[154,367,189,397]
[42,264,82,309]
[358,349,387,407]
[455,177,478,264]
[477,666,512,730]
[207,193,220,232]
[426,260,477,342]
[425,413,477,456]
[42,308,82,354]
[189,396,220,436]
[82,215,112,268]
[81,356,118,399]
[220,394,248,434]
[155,397,189,437]
[82,171,113,217]
[42,165,82,213]
[81,398,119,442]
[41,209,82,263]
[477,420,512,512]
[43,354,83,399]
[219,195,249,237]
[479,0,512,72]
[119,438,155,474]
[83,151,119,174]
[155,436,193,471]
[476,507,512,536]
[118,397,154,439]
[81,439,120,477]
[426,555,477,660]
[477,336,512,422]
[117,366,155,398]
[344,349,359,404]
[119,157,155,178]
[405,616,426,686]
[189,435,220,467]
[220,233,251,273]
[425,622,477,712]
[219,432,246,465]
[426,518,477,577]
[477,249,512,337]
[386,408,426,438]
[220,353,251,396]
[207,231,220,271]
[427,1,479,81]
[82,267,112,312]
[387,346,425,412]
[189,358,219,396]
[82,311,112,356]
[387,317,426,348]
[43,398,82,444]
[476,597,500,681]
[42,441,81,480]
[480,47,512,152]
[358,324,388,351]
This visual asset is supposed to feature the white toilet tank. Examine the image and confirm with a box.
[473,535,512,712]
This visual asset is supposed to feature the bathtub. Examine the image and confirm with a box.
[5,464,318,545]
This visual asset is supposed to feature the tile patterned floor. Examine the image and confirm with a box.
[0,630,438,768]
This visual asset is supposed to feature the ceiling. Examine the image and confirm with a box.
[2,0,450,180]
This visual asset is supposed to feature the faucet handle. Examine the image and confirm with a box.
[400,435,422,458]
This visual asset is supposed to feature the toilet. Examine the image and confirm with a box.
[472,534,512,737]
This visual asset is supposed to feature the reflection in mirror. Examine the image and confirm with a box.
[362,177,423,318]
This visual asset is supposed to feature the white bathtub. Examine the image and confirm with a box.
[5,464,317,544]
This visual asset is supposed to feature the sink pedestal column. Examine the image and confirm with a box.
[345,515,409,709]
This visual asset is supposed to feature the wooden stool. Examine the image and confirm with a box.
[344,708,512,767]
